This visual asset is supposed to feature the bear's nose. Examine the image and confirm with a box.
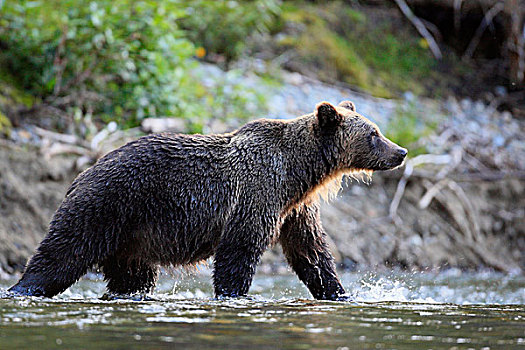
[397,147,408,158]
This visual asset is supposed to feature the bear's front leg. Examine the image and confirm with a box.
[280,203,348,301]
[213,215,273,298]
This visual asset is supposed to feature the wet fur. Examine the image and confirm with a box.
[10,101,406,300]
[306,168,373,205]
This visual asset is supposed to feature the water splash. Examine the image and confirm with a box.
[354,277,421,303]
[341,269,525,305]
[1,270,525,305]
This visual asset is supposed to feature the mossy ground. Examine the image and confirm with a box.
[274,2,471,99]
[0,69,37,134]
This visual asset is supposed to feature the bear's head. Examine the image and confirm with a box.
[315,100,407,172]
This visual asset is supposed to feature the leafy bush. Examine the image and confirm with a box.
[0,0,268,133]
[1,1,194,127]
[179,0,281,65]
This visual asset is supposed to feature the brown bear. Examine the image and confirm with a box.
[9,101,406,300]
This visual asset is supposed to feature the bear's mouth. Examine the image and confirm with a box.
[389,157,406,169]
[380,147,408,171]
[369,153,407,171]
[386,156,407,170]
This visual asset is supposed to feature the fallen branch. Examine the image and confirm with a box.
[33,126,89,147]
[419,17,443,42]
[389,153,458,221]
[42,142,92,159]
[409,153,452,167]
[418,178,448,209]
[420,180,508,272]
[448,180,482,243]
[389,161,413,224]
[435,146,463,180]
[394,0,443,59]
[463,2,505,58]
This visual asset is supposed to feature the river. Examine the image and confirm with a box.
[1,270,524,349]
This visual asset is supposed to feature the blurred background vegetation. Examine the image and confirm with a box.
[0,0,524,274]
[0,0,523,141]
[0,0,281,135]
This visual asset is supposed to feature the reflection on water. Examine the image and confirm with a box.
[1,270,524,349]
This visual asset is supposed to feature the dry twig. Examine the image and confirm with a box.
[419,179,448,209]
[34,126,89,147]
[389,153,454,222]
[463,2,505,58]
[394,0,443,59]
[448,180,482,243]
[389,162,412,224]
[42,142,92,159]
[454,0,463,33]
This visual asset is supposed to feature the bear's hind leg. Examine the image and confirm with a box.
[102,257,159,297]
[9,243,94,297]
[9,211,116,297]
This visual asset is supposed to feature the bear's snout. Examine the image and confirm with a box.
[389,146,407,168]
[397,147,408,158]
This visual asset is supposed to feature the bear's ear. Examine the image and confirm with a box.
[338,100,356,112]
[315,102,341,129]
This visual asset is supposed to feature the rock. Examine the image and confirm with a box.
[492,135,505,148]
[141,118,187,133]
[282,72,304,86]
[494,85,507,96]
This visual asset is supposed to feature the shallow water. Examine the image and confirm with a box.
[1,270,524,349]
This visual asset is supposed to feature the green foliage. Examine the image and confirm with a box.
[0,0,268,133]
[0,0,450,135]
[280,7,374,92]
[0,77,36,136]
[348,26,435,95]
[385,102,438,156]
[179,0,281,65]
[0,0,195,128]
[278,1,436,97]
[0,110,11,135]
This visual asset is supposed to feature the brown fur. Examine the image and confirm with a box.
[10,101,406,300]
[305,168,373,205]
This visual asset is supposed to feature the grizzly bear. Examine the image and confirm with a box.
[9,101,407,300]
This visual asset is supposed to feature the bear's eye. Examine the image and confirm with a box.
[370,130,378,137]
